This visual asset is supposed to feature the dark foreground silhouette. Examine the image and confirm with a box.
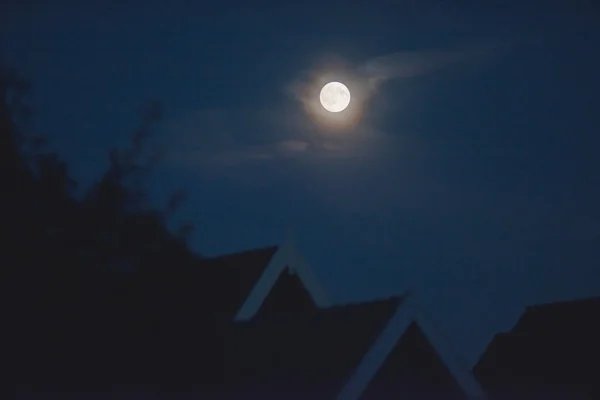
[2,69,598,399]
[474,296,600,400]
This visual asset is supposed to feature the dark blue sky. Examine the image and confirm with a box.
[3,1,600,365]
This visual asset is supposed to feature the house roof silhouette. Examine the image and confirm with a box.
[223,297,401,399]
[199,245,281,318]
[194,239,331,321]
[201,239,485,400]
[474,296,600,399]
[512,295,600,335]
[360,321,470,399]
[338,291,485,400]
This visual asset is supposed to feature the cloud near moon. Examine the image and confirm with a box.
[287,44,501,133]
[163,44,503,169]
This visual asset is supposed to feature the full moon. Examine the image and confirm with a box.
[319,81,351,113]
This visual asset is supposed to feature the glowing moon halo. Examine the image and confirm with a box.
[319,81,351,113]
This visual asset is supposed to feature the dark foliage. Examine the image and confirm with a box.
[0,68,223,395]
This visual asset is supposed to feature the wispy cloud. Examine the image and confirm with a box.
[363,48,468,89]
[161,105,397,168]
[162,41,506,169]
[361,40,509,91]
[160,108,314,167]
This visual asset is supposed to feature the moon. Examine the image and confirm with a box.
[319,81,351,113]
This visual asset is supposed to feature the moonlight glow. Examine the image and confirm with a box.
[319,82,351,113]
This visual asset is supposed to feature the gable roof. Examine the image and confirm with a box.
[253,267,318,318]
[197,239,331,321]
[222,296,402,398]
[200,242,483,399]
[233,238,331,321]
[338,292,486,400]
[361,322,469,399]
[198,245,279,318]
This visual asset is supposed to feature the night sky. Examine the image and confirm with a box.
[3,1,600,366]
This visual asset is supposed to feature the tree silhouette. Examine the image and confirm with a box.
[0,66,208,392]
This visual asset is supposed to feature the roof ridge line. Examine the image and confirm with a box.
[525,295,600,311]
[234,240,330,321]
[323,293,407,310]
[337,291,486,400]
[204,244,279,260]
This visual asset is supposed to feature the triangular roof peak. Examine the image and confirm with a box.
[338,291,486,400]
[234,236,331,321]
